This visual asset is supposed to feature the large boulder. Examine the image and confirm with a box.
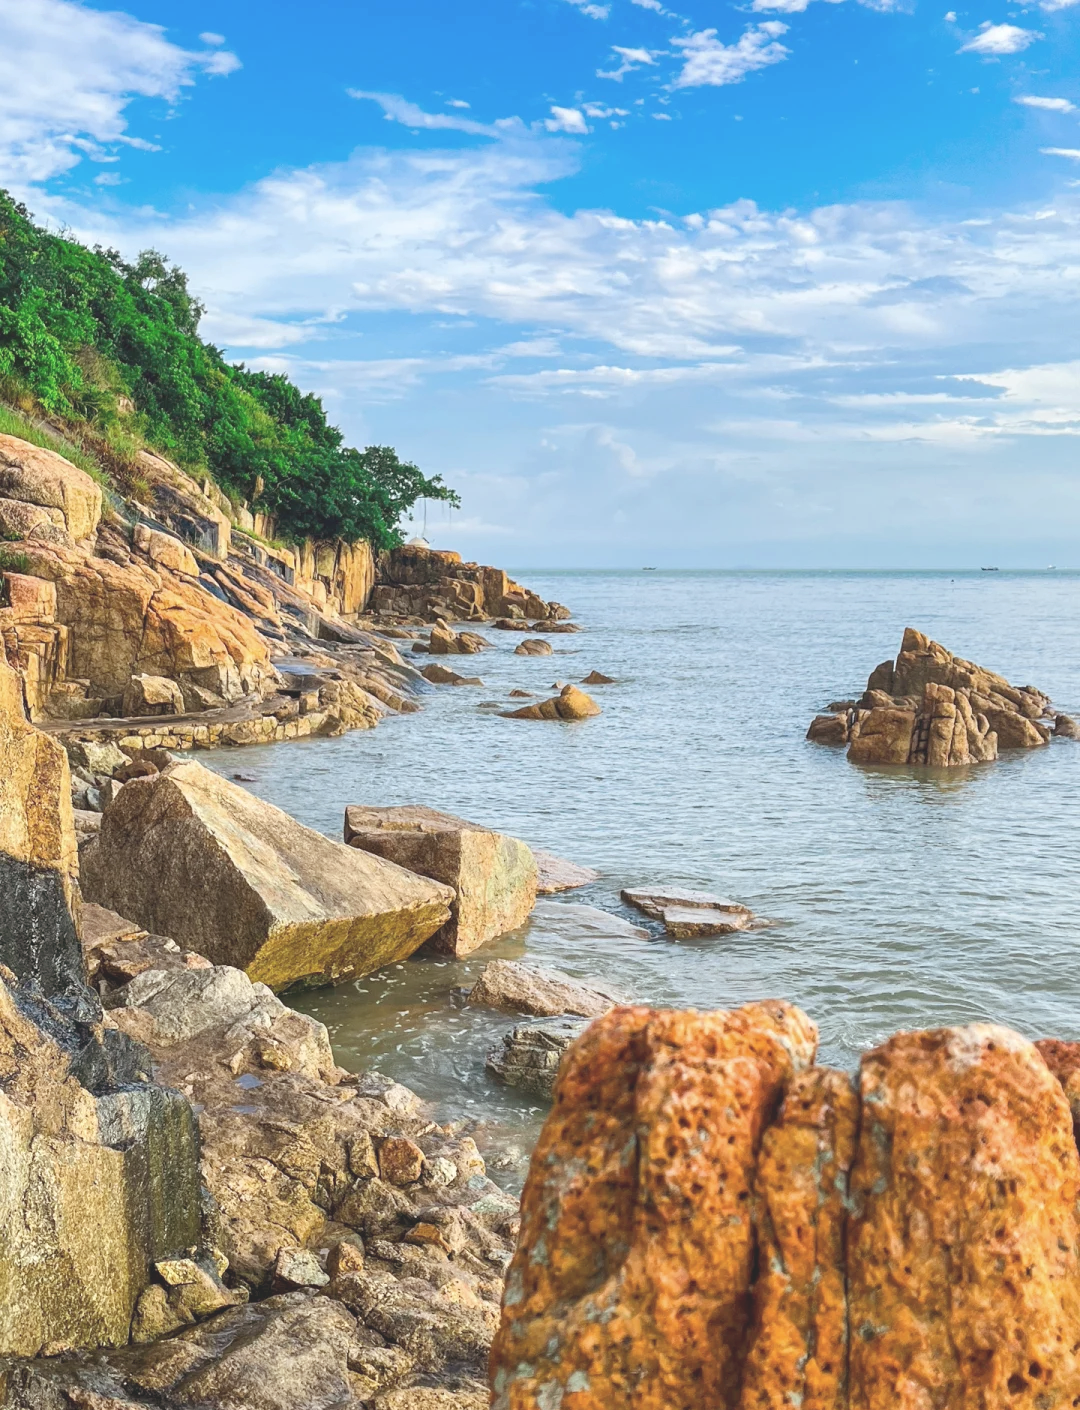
[501,684,601,721]
[0,434,101,543]
[490,1001,818,1409]
[344,805,537,957]
[81,762,454,990]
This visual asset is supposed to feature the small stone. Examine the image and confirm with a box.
[272,1245,330,1289]
[486,1018,589,1098]
[423,1156,459,1188]
[405,1222,454,1255]
[326,1236,365,1280]
[379,1135,425,1186]
[348,1129,380,1179]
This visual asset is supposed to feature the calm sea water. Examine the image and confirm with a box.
[203,570,1080,1186]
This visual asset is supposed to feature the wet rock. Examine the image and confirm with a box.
[848,1024,1080,1403]
[739,1067,858,1407]
[501,683,601,721]
[467,959,622,1018]
[507,689,533,698]
[490,1001,817,1409]
[486,1017,589,1098]
[622,886,752,921]
[344,804,537,958]
[530,899,648,942]
[581,670,615,685]
[1054,712,1080,739]
[806,711,850,744]
[660,904,753,937]
[421,663,483,686]
[531,849,599,893]
[429,620,488,655]
[81,761,454,990]
[513,638,553,656]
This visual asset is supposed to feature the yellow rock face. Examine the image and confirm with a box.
[81,761,455,990]
[0,657,75,878]
[0,434,102,543]
[502,683,601,721]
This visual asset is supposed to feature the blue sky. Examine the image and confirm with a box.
[2,0,1080,565]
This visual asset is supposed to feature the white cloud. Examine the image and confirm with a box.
[1039,0,1080,10]
[563,0,610,17]
[671,24,790,89]
[446,99,471,109]
[582,103,629,117]
[959,23,1041,55]
[1042,147,1080,160]
[0,0,239,189]
[349,91,512,138]
[597,46,661,81]
[631,0,667,9]
[544,106,590,135]
[1017,96,1076,113]
[199,32,226,45]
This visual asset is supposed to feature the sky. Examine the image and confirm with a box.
[1,0,1080,566]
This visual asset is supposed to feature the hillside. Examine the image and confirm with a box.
[0,190,456,546]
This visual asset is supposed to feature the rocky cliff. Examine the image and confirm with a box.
[492,1003,1080,1409]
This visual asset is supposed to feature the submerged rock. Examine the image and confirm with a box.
[532,849,599,894]
[467,959,622,1018]
[622,886,753,937]
[501,683,601,721]
[81,761,454,990]
[486,1017,590,1098]
[581,670,615,685]
[344,804,537,957]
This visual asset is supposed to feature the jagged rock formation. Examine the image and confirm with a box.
[492,1004,1080,1409]
[370,543,568,623]
[807,628,1055,766]
[81,762,455,990]
[0,656,201,1357]
[343,805,537,957]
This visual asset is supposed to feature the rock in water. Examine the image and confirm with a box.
[81,761,454,990]
[513,638,553,656]
[1054,712,1080,739]
[421,662,483,685]
[343,804,536,957]
[848,1024,1080,1403]
[487,1018,589,1097]
[738,1067,858,1407]
[811,628,1053,767]
[467,959,622,1017]
[659,904,752,937]
[490,1001,818,1410]
[501,683,601,721]
[532,849,599,893]
[581,670,615,685]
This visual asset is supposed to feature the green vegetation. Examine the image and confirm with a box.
[0,191,458,547]
[0,402,112,489]
[0,549,30,575]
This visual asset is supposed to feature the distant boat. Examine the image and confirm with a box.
[980,566,999,572]
[642,566,657,571]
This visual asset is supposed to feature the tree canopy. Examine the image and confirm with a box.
[0,191,458,547]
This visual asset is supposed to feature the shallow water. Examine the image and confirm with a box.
[202,570,1080,1187]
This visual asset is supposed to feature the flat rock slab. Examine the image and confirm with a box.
[467,959,623,1018]
[660,904,753,938]
[344,804,537,958]
[487,1018,590,1098]
[622,886,752,921]
[530,900,648,942]
[81,761,454,991]
[532,849,599,894]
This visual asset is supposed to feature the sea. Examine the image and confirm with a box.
[202,569,1080,1188]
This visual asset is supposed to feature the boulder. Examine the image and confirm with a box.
[467,959,622,1018]
[486,1018,590,1098]
[421,663,483,686]
[429,621,488,655]
[1055,713,1080,739]
[622,886,752,921]
[513,638,553,656]
[122,672,185,717]
[490,1002,818,1409]
[81,762,454,990]
[532,849,599,894]
[848,1025,1080,1401]
[133,523,199,579]
[0,433,101,542]
[806,712,850,744]
[501,684,601,721]
[581,670,614,685]
[344,805,537,958]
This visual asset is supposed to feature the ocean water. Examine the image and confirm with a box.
[202,570,1080,1186]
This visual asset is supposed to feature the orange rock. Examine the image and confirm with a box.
[490,1001,817,1410]
[739,1067,857,1410]
[501,683,601,721]
[847,1024,1080,1406]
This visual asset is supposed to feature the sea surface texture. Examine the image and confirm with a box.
[204,570,1080,1185]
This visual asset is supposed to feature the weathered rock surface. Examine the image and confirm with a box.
[421,662,483,686]
[501,683,601,721]
[491,1001,818,1410]
[486,1017,590,1097]
[810,628,1054,767]
[532,849,599,894]
[344,805,537,957]
[623,886,752,925]
[467,959,622,1018]
[513,638,552,656]
[81,762,454,989]
[661,904,753,937]
[1054,712,1080,739]
[370,543,568,624]
[0,434,101,543]
[121,672,184,717]
[428,621,489,655]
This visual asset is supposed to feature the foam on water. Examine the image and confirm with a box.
[203,569,1080,1187]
